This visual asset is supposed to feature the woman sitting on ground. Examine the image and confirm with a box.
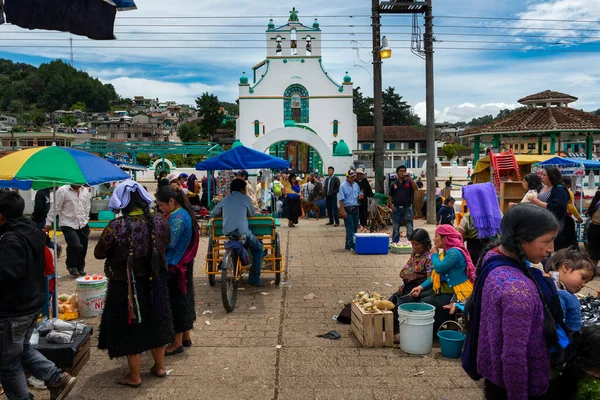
[389,228,433,338]
[410,224,475,331]
[96,181,172,387]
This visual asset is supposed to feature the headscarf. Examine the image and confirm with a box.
[435,224,476,283]
[109,181,153,213]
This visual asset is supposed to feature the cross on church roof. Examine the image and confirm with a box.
[289,7,299,22]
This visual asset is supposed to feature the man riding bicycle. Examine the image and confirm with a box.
[210,179,263,286]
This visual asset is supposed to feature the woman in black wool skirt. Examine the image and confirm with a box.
[95,182,172,388]
[155,185,199,356]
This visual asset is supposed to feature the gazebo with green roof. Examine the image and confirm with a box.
[460,90,600,163]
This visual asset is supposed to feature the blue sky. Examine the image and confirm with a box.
[1,0,599,123]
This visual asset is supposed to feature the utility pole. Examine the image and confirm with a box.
[424,2,436,224]
[372,0,385,193]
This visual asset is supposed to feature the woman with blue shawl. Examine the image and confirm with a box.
[155,185,199,356]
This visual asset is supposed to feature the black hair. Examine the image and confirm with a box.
[444,196,455,206]
[230,178,246,193]
[477,204,561,347]
[544,247,596,277]
[328,166,334,171]
[396,165,407,173]
[563,178,572,189]
[288,173,297,183]
[545,166,563,186]
[157,178,170,189]
[159,170,167,178]
[445,180,452,187]
[587,189,600,218]
[155,185,199,237]
[410,228,432,251]
[575,325,600,372]
[524,173,543,192]
[0,190,24,219]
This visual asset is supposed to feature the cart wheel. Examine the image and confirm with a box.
[221,251,238,312]
[274,232,282,285]
[207,240,216,286]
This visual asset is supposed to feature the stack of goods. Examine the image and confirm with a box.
[354,291,395,312]
[390,232,412,254]
[36,319,86,344]
[368,204,392,230]
[580,296,600,326]
[216,171,235,197]
[57,294,79,321]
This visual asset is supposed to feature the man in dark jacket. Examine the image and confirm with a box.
[31,188,62,257]
[0,191,76,400]
[356,168,374,227]
[323,166,341,226]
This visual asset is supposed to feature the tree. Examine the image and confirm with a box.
[195,92,224,141]
[60,115,77,132]
[594,109,600,116]
[219,101,239,116]
[7,99,24,115]
[177,122,201,142]
[31,110,47,127]
[70,101,87,112]
[136,153,152,167]
[382,87,420,126]
[353,87,373,126]
[441,144,457,161]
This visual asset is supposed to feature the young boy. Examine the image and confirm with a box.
[436,196,456,226]
[0,190,76,400]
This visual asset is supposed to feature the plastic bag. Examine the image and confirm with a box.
[36,318,53,337]
[46,331,73,344]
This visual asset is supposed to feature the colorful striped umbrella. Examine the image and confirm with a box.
[0,146,131,189]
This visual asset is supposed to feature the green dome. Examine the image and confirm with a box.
[312,18,320,29]
[268,19,275,30]
[232,139,244,148]
[239,72,248,85]
[333,139,351,156]
[343,71,352,83]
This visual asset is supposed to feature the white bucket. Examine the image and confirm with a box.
[76,277,107,318]
[398,303,436,355]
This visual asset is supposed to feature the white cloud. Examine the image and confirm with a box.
[102,77,237,105]
[413,101,520,124]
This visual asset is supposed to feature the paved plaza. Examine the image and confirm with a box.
[30,219,600,400]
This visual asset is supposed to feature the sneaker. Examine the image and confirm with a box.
[56,244,63,259]
[48,373,77,400]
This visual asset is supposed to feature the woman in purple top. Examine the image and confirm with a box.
[463,204,561,400]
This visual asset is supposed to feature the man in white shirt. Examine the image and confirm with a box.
[45,185,91,277]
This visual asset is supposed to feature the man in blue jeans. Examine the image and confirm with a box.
[0,191,76,400]
[338,170,363,250]
[389,165,418,242]
[210,179,263,286]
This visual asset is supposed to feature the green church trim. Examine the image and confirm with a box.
[318,58,344,92]
[249,59,271,93]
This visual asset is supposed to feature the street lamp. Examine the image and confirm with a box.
[380,36,392,59]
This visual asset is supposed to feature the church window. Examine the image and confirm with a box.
[284,84,309,123]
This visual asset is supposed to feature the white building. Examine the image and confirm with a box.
[236,8,356,175]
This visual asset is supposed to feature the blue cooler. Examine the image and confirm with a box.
[353,233,390,255]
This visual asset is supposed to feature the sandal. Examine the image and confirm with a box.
[150,366,167,378]
[182,339,192,347]
[117,377,142,388]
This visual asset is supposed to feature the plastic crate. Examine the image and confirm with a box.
[354,233,390,255]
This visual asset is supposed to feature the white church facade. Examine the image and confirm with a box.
[236,8,356,175]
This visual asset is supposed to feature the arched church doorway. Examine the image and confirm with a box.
[269,140,323,175]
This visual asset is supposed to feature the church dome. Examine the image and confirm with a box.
[232,139,244,148]
[267,19,275,30]
[239,72,248,85]
[312,18,320,29]
[334,139,351,156]
[343,72,352,83]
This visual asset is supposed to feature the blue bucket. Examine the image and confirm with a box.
[437,330,465,358]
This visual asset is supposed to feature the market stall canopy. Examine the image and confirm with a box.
[471,154,554,184]
[195,145,291,171]
[532,156,600,176]
[107,158,148,172]
[0,147,131,189]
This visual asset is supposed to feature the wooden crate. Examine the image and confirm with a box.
[499,181,525,213]
[64,336,90,377]
[350,300,394,347]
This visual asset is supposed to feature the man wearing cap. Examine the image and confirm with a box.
[338,170,363,250]
[324,166,341,226]
[356,168,374,227]
[235,170,260,213]
[389,165,418,242]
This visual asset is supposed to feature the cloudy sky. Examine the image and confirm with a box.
[1,0,599,123]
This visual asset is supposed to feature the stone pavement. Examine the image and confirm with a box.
[30,218,600,400]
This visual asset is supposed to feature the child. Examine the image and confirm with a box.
[436,196,455,226]
[389,228,433,338]
[561,325,600,399]
[545,248,596,332]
